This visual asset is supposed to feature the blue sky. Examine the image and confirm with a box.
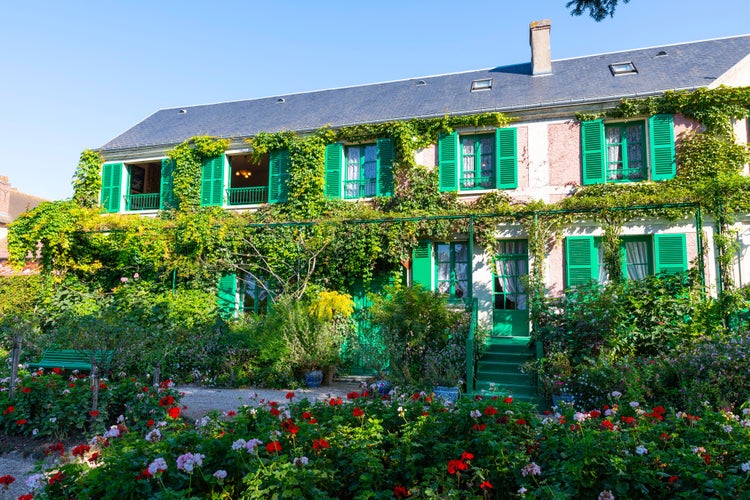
[2,0,750,201]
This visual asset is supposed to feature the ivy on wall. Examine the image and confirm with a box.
[9,87,750,308]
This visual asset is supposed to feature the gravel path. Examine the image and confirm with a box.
[0,380,365,498]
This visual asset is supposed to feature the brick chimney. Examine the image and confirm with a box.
[530,19,552,76]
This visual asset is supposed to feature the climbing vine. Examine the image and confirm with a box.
[167,136,230,212]
[72,149,105,209]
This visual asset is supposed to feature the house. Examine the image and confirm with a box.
[96,22,750,395]
[0,176,45,276]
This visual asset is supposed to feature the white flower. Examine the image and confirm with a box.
[574,412,588,422]
[32,428,39,436]
[231,438,247,451]
[49,417,57,423]
[213,469,228,480]
[294,456,309,466]
[742,419,750,428]
[741,462,750,473]
[104,426,121,438]
[742,408,750,415]
[598,490,615,500]
[521,462,541,477]
[692,446,706,454]
[176,452,205,473]
[62,389,70,395]
[629,401,640,408]
[117,414,125,423]
[636,445,648,455]
[610,391,622,398]
[518,486,527,494]
[470,409,481,418]
[723,424,734,433]
[26,473,46,491]
[148,457,168,475]
[145,429,162,442]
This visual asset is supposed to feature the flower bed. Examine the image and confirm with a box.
[11,385,750,499]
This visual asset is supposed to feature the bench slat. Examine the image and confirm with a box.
[28,349,114,372]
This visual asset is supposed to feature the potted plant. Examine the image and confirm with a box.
[524,351,575,406]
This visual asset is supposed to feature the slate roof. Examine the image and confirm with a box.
[100,35,750,153]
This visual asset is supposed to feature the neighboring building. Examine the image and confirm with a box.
[96,22,750,394]
[0,176,46,275]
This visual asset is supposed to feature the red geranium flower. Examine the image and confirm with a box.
[461,452,474,461]
[168,407,180,419]
[266,441,282,453]
[18,494,33,500]
[52,367,62,374]
[285,391,295,400]
[329,397,342,406]
[352,407,364,417]
[313,439,330,450]
[226,410,237,417]
[504,396,513,404]
[669,475,679,483]
[302,411,312,420]
[393,485,408,498]
[0,475,15,486]
[473,423,486,431]
[447,459,468,474]
[347,391,360,399]
[3,406,14,415]
[480,481,493,490]
[88,452,100,462]
[158,395,175,407]
[48,471,64,485]
[89,410,99,417]
[484,405,497,415]
[72,444,91,457]
[516,419,527,425]
[20,387,31,394]
[16,419,27,425]
[146,419,155,427]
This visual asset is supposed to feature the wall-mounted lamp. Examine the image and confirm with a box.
[235,169,252,179]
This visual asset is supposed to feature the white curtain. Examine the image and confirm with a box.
[494,241,528,310]
[461,138,475,187]
[625,240,649,280]
[345,148,361,198]
[362,145,377,196]
[597,244,609,284]
[606,127,622,180]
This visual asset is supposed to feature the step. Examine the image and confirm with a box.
[475,370,534,386]
[473,380,538,399]
[480,351,534,364]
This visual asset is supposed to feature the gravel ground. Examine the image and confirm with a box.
[0,380,365,498]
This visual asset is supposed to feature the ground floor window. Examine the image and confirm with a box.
[436,242,469,302]
[493,240,528,310]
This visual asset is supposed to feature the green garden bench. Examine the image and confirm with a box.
[28,349,114,373]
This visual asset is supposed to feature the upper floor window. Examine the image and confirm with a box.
[438,128,517,193]
[460,134,495,190]
[581,115,675,185]
[345,144,378,199]
[324,139,394,200]
[605,122,645,182]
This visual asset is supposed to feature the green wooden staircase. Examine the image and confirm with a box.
[472,337,540,404]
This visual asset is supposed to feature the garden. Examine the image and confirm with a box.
[2,86,750,497]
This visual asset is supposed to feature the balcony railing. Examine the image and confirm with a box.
[343,179,376,199]
[227,186,268,206]
[125,193,160,211]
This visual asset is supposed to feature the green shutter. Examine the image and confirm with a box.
[200,156,225,206]
[269,149,290,204]
[412,241,433,289]
[649,114,676,181]
[324,143,343,199]
[376,138,394,196]
[565,236,597,288]
[654,234,687,274]
[217,273,237,318]
[496,127,518,189]
[100,163,123,213]
[581,120,606,185]
[159,158,175,210]
[438,132,458,192]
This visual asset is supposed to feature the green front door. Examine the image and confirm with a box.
[492,240,529,336]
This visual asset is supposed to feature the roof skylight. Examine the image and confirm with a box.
[471,78,493,91]
[609,62,637,76]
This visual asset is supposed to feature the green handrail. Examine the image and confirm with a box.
[465,298,478,394]
[125,193,160,211]
[227,187,268,205]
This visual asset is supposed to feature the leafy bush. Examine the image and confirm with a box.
[370,285,471,387]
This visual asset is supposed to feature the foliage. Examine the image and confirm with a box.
[25,386,750,499]
[168,136,230,212]
[0,372,181,439]
[566,0,628,21]
[370,285,471,387]
[71,149,104,208]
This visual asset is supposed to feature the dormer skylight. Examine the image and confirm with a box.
[471,78,493,91]
[609,62,637,76]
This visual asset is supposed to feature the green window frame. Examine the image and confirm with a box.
[239,273,270,314]
[217,272,238,319]
[436,242,470,303]
[604,121,646,182]
[581,115,675,185]
[101,162,123,213]
[344,144,378,199]
[493,240,528,311]
[439,128,517,192]
[460,134,495,190]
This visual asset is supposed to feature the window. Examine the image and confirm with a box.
[411,241,471,304]
[609,61,637,75]
[125,161,164,211]
[345,144,378,199]
[200,156,225,207]
[438,128,517,192]
[240,273,270,314]
[460,134,495,190]
[324,139,394,199]
[471,78,493,91]
[493,240,528,310]
[226,153,272,206]
[565,234,687,289]
[605,122,646,182]
[581,115,675,185]
[436,242,469,302]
